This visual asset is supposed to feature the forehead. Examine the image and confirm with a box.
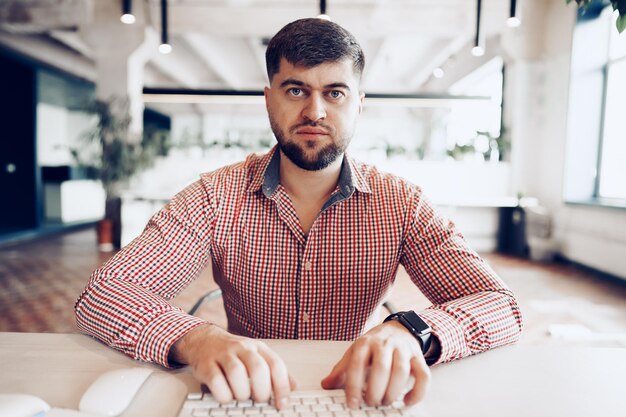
[272,58,360,87]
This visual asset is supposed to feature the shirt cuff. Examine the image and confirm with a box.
[135,309,208,368]
[418,307,471,365]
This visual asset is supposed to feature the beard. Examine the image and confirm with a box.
[269,115,351,171]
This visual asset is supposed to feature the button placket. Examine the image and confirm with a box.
[301,260,311,326]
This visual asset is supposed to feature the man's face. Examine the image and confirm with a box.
[264,58,364,171]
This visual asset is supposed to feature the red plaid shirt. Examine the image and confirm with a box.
[75,146,523,368]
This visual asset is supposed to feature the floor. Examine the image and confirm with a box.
[1,228,625,349]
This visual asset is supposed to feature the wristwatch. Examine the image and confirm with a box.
[384,310,432,354]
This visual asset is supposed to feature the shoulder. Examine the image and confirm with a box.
[198,151,267,193]
[349,156,423,201]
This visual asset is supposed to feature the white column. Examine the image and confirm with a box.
[500,0,576,207]
[80,0,156,134]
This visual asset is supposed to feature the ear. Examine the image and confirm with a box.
[264,86,271,112]
[358,91,365,114]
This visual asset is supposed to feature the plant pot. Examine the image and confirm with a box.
[97,219,115,252]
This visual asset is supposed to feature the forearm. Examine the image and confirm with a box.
[168,322,216,365]
[75,273,208,367]
[418,288,523,364]
[75,180,215,366]
[401,191,523,364]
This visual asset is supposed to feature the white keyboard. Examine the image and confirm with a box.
[178,390,423,417]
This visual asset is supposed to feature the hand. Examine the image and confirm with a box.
[321,321,431,408]
[170,324,296,408]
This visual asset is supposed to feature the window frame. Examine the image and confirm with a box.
[564,6,626,210]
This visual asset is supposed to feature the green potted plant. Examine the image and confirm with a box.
[74,97,169,250]
[568,0,626,32]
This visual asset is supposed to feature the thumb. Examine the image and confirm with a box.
[321,353,350,389]
[289,374,298,390]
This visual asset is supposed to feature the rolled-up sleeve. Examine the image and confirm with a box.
[400,189,523,364]
[75,179,215,367]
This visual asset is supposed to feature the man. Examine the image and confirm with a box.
[75,18,523,411]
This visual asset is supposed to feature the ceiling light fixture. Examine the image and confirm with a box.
[507,0,521,28]
[471,0,485,56]
[432,67,445,79]
[317,0,331,20]
[159,0,172,54]
[120,0,135,24]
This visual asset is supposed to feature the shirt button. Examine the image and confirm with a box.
[302,312,309,322]
[304,261,312,271]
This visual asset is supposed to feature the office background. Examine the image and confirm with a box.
[0,0,624,346]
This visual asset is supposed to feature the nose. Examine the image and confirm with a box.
[301,93,326,122]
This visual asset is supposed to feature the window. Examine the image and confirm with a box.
[565,7,626,206]
[598,24,626,199]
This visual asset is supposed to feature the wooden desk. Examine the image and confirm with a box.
[1,333,625,417]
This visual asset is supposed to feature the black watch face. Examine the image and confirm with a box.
[402,311,431,333]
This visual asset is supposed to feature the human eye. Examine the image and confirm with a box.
[288,87,303,97]
[327,90,345,99]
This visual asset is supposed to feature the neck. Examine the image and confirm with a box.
[279,150,343,202]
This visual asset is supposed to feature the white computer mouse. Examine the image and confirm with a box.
[46,409,102,417]
[0,393,50,417]
[78,367,154,417]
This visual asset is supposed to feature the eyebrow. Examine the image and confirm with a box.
[279,79,351,90]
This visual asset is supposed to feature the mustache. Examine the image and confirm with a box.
[289,120,333,134]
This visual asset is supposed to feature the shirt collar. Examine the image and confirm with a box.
[247,145,372,196]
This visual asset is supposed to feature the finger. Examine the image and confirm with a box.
[239,349,272,403]
[258,344,292,409]
[321,347,352,389]
[403,356,431,406]
[382,349,411,405]
[365,342,393,406]
[344,342,371,409]
[220,354,252,401]
[201,361,234,404]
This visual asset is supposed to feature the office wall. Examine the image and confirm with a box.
[509,1,626,280]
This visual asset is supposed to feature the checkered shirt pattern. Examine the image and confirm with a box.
[75,146,523,368]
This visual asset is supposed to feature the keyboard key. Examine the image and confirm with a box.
[277,412,298,417]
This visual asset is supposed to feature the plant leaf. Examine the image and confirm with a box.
[617,13,626,33]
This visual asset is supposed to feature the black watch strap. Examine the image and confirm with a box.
[384,310,432,354]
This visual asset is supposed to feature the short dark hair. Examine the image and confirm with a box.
[265,18,365,82]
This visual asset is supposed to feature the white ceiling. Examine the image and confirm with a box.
[0,0,518,114]
[139,0,513,93]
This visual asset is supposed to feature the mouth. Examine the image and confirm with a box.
[295,129,329,136]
